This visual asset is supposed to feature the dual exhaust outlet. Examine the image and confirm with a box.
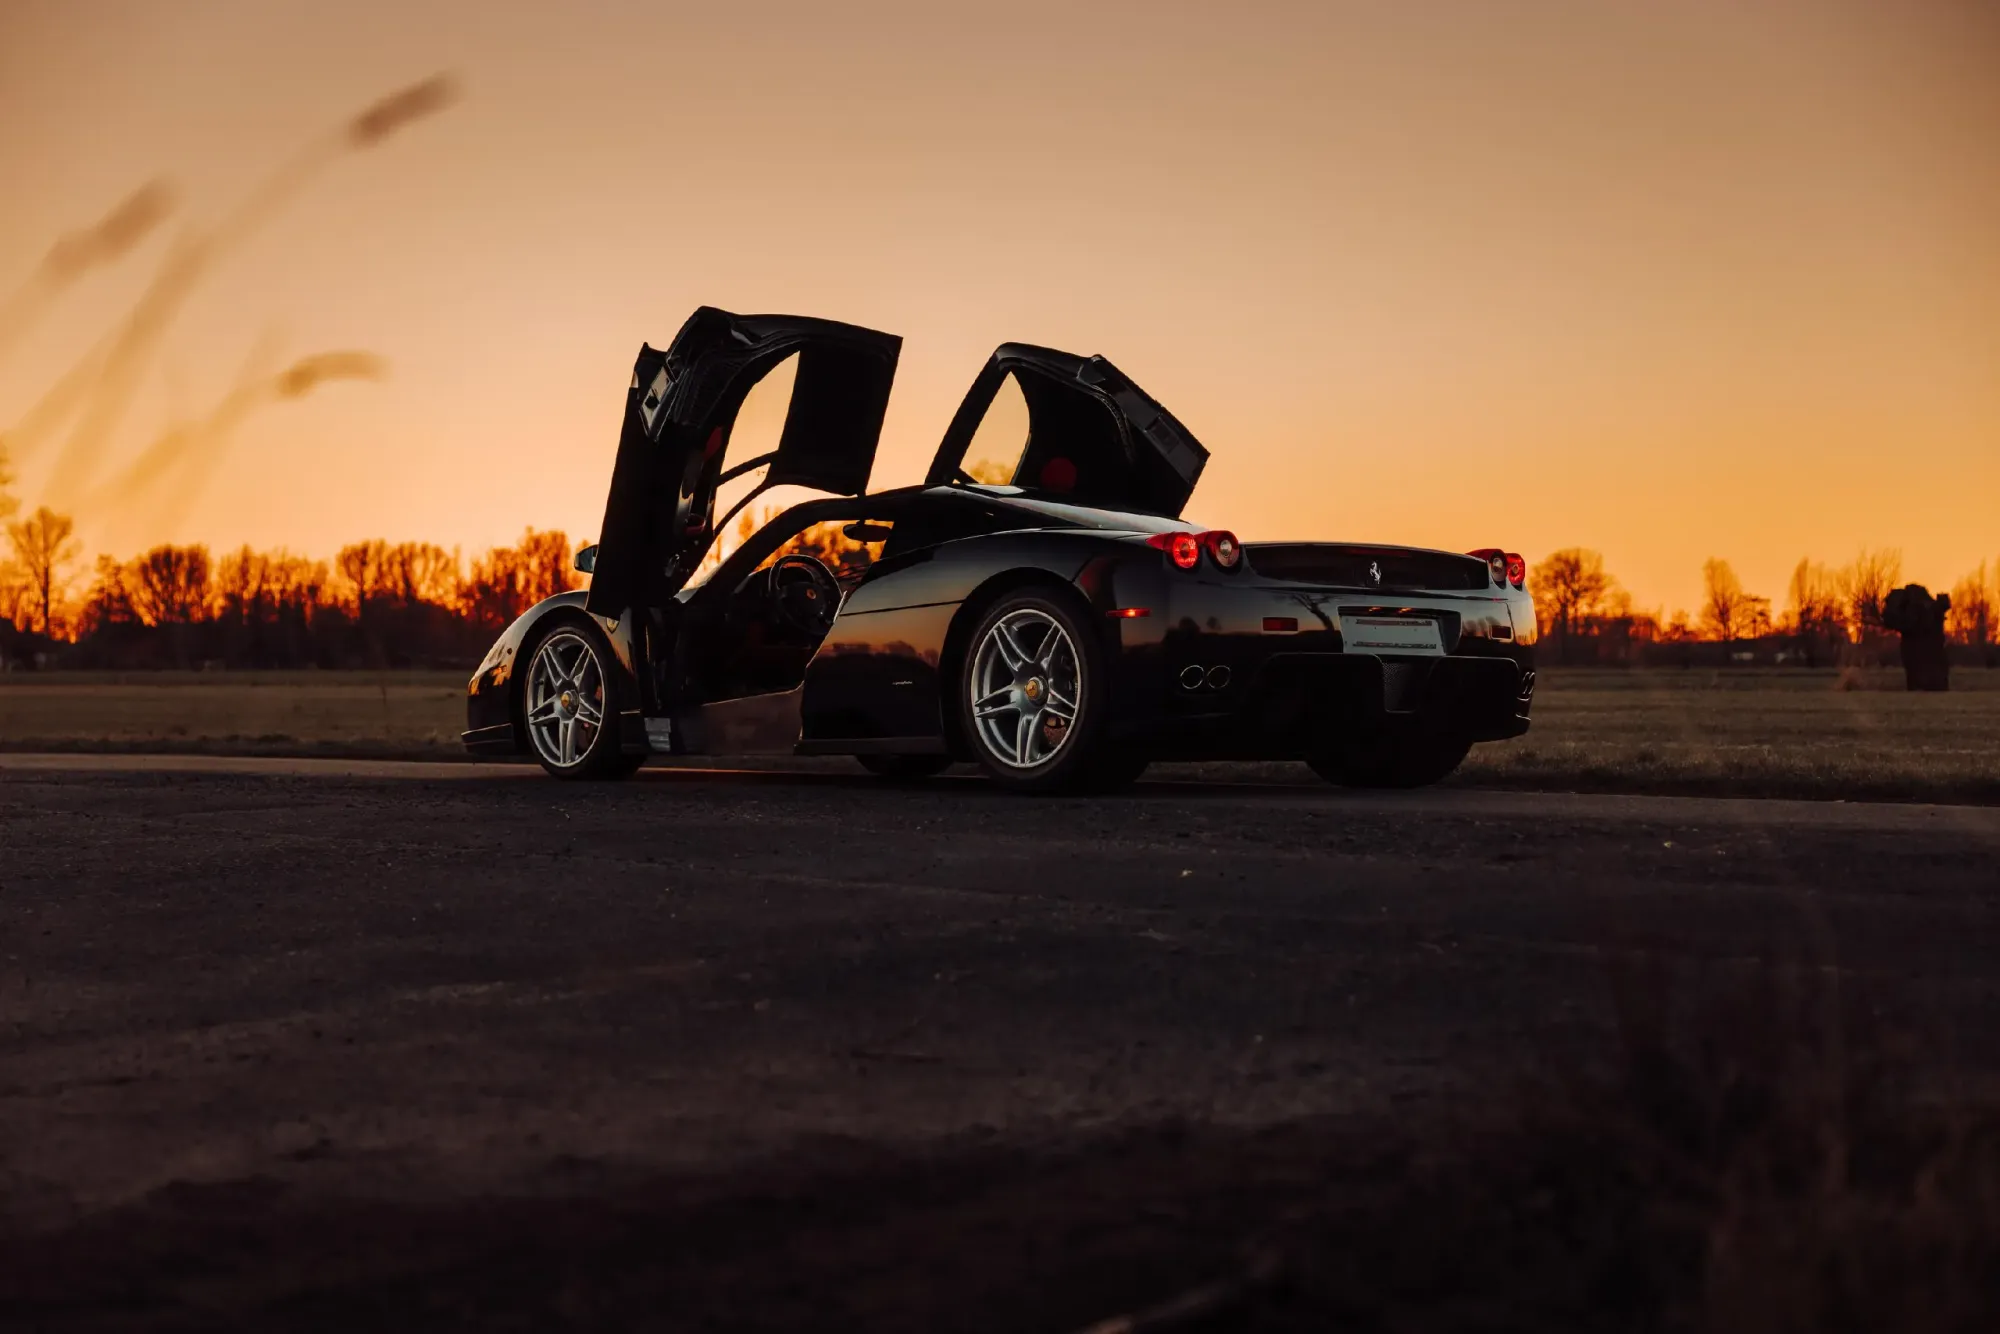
[1178,663,1232,691]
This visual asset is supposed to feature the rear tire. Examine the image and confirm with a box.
[1308,733,1470,789]
[959,589,1109,793]
[855,754,952,780]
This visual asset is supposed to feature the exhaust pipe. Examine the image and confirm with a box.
[1179,664,1233,691]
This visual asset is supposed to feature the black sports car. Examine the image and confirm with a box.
[464,306,1536,791]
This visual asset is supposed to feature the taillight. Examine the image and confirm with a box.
[1468,547,1506,587]
[1505,553,1526,589]
[1148,532,1202,570]
[1203,530,1241,569]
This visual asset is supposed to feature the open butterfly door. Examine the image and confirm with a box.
[586,306,901,618]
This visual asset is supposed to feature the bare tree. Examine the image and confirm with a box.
[77,554,138,636]
[5,506,81,636]
[1701,558,1749,642]
[1947,561,1994,648]
[381,541,459,608]
[335,539,395,613]
[128,544,213,626]
[1782,558,1846,664]
[515,528,580,604]
[1529,548,1615,662]
[1784,560,1842,633]
[1837,548,1903,634]
[214,545,273,623]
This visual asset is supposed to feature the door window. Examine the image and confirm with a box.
[962,370,1031,485]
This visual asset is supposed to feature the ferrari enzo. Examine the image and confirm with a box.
[464,306,1536,791]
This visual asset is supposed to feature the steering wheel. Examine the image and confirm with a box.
[764,553,842,636]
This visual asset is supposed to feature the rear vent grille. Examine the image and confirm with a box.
[1245,545,1489,591]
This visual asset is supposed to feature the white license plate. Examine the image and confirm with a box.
[1343,616,1444,656]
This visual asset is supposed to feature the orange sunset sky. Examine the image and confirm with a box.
[1,0,1995,616]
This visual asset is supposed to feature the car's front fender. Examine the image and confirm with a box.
[463,592,643,753]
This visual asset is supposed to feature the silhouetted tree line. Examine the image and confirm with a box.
[1531,546,2000,668]
[3,451,1995,673]
[2,529,579,669]
[0,486,883,670]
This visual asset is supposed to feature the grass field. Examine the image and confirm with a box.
[1460,666,2000,803]
[3,666,1997,802]
[0,671,470,756]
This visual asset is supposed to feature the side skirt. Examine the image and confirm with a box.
[669,688,806,756]
[795,736,948,757]
[461,723,519,756]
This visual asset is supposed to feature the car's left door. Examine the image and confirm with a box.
[585,307,901,621]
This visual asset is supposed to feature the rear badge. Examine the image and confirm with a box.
[1367,560,1382,586]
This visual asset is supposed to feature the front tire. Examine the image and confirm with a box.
[959,589,1109,793]
[520,616,634,780]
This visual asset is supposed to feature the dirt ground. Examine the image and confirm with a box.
[3,759,1998,1330]
[2,666,1997,802]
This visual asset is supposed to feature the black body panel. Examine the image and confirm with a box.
[1245,544,1491,592]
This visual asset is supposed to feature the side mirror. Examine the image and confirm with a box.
[842,522,892,544]
[573,543,598,574]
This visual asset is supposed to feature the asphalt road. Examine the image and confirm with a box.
[4,755,1999,1330]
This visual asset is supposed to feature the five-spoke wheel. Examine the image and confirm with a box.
[523,622,633,779]
[969,605,1083,771]
[961,590,1138,792]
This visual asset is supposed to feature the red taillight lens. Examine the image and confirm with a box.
[1203,530,1240,569]
[1505,553,1526,588]
[1468,547,1505,586]
[1148,531,1202,570]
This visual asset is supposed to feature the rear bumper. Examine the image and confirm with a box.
[1086,566,1536,760]
[1113,650,1532,759]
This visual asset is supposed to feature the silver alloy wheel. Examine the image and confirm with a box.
[525,629,607,770]
[968,607,1083,769]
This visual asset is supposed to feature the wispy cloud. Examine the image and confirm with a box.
[4,74,460,533]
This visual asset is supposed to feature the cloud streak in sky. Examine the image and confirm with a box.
[6,74,458,529]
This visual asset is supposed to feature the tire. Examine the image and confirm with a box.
[959,588,1110,793]
[519,615,637,780]
[1308,733,1470,789]
[855,754,953,780]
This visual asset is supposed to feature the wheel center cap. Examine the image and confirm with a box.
[1022,678,1043,702]
[560,690,575,713]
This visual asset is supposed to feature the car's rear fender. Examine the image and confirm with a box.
[799,529,1154,750]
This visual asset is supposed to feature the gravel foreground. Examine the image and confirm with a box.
[4,763,1999,1330]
